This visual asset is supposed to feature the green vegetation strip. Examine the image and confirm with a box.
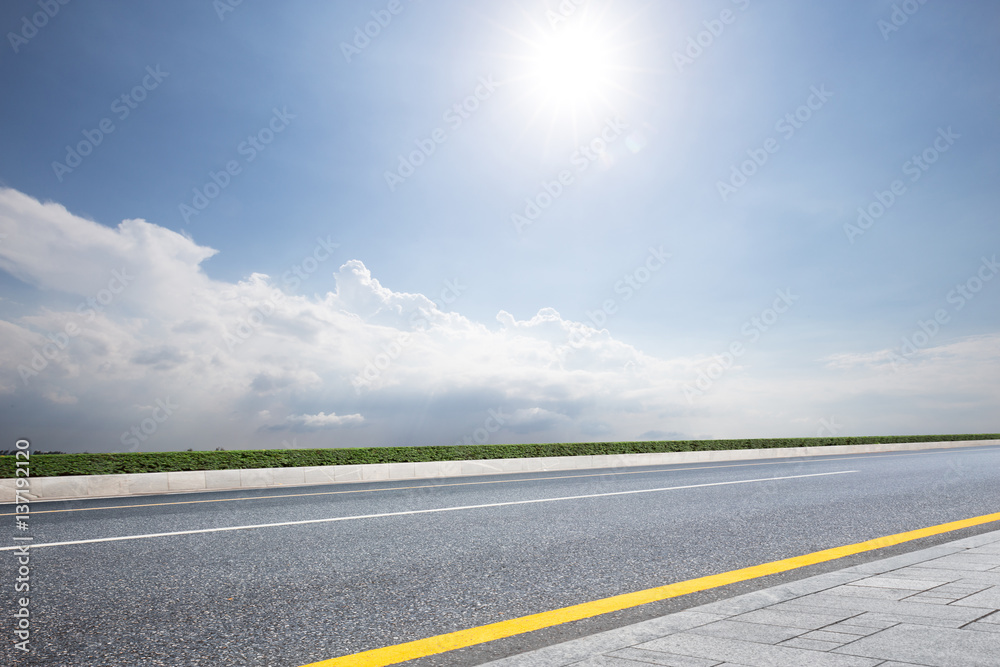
[2,434,998,478]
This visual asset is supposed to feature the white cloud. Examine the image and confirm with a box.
[0,187,997,452]
[278,412,365,430]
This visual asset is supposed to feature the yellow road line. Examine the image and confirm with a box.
[5,444,997,517]
[300,510,1000,667]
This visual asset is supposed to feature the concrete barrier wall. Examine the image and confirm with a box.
[2,439,997,503]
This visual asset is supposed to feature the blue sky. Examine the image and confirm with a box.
[1,0,998,453]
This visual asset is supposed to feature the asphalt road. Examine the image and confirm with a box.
[3,444,1000,667]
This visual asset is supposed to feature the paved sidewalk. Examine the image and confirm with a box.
[482,529,1000,667]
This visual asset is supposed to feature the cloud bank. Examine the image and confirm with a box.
[0,188,996,452]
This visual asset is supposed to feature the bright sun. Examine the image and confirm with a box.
[515,16,624,123]
[531,25,612,110]
[507,10,634,144]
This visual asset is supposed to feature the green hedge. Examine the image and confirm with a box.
[2,433,997,478]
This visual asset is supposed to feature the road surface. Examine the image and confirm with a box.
[2,444,999,666]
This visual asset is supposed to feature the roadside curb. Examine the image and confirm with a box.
[2,439,997,503]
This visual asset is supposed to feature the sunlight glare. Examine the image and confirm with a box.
[533,26,610,108]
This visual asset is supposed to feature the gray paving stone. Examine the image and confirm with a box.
[633,611,737,638]
[944,571,1000,586]
[605,647,722,666]
[966,543,1000,555]
[901,597,954,606]
[699,571,869,616]
[825,585,916,601]
[966,622,1000,634]
[850,577,948,591]
[569,655,675,667]
[916,554,1000,572]
[875,567,963,583]
[942,582,991,593]
[858,611,967,629]
[907,586,990,604]
[834,623,1000,665]
[687,620,804,645]
[692,590,801,617]
[763,601,873,619]
[690,599,776,619]
[770,603,969,629]
[801,629,858,644]
[907,591,959,599]
[822,622,880,636]
[843,547,963,575]
[914,582,987,597]
[789,593,987,621]
[940,532,1000,550]
[637,633,882,666]
[831,614,901,630]
[977,611,1000,624]
[761,571,867,597]
[949,585,1000,609]
[778,637,842,651]
[731,608,856,631]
